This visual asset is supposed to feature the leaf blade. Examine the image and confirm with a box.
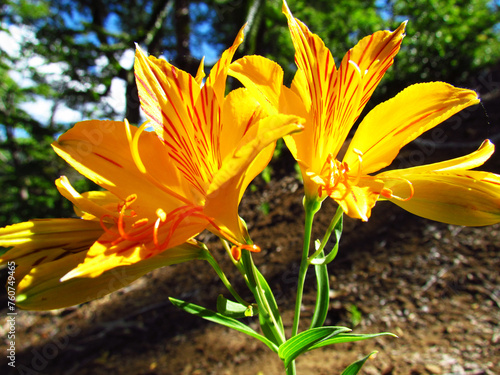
[169,297,278,353]
[278,326,351,368]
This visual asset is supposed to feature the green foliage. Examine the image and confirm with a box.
[347,304,362,327]
[0,50,72,225]
[278,326,352,368]
[169,296,279,353]
[341,351,378,375]
[386,0,500,94]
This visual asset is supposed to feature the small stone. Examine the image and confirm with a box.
[425,364,442,374]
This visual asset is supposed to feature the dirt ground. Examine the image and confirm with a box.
[1,72,499,375]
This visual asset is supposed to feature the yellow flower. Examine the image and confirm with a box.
[133,25,303,248]
[1,128,210,310]
[0,26,303,309]
[230,0,500,225]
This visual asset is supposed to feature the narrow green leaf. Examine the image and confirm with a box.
[309,332,397,351]
[216,295,255,318]
[309,249,329,329]
[341,351,378,375]
[169,297,278,353]
[279,326,351,368]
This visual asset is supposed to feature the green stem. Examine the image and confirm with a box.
[292,197,321,337]
[308,205,343,262]
[241,249,286,345]
[203,247,249,306]
[286,361,297,375]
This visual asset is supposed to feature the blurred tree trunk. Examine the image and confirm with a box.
[174,0,198,74]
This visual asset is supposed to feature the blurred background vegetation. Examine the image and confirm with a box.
[1,0,499,226]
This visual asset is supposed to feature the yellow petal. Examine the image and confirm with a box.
[344,82,480,174]
[335,182,383,221]
[15,240,206,310]
[56,176,118,220]
[75,190,122,220]
[283,1,357,161]
[282,0,336,115]
[308,171,384,221]
[229,55,284,113]
[219,87,268,162]
[204,114,304,244]
[195,56,206,85]
[280,85,311,162]
[0,218,103,282]
[52,120,193,212]
[205,24,246,104]
[380,140,495,177]
[134,45,202,145]
[290,69,312,112]
[135,33,248,196]
[348,22,406,120]
[385,171,500,226]
[134,47,216,193]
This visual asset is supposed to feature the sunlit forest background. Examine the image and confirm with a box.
[1,2,500,374]
[1,0,499,225]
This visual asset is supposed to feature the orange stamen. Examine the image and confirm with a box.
[379,177,414,201]
[318,153,356,198]
[231,246,242,261]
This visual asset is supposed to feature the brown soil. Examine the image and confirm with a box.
[1,77,499,375]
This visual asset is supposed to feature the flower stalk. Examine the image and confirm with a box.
[292,197,321,337]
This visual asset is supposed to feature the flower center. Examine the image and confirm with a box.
[317,153,361,199]
[99,195,205,254]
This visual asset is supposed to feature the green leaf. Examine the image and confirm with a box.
[347,304,362,327]
[278,326,351,368]
[216,295,255,318]
[309,248,329,329]
[169,297,278,353]
[341,351,378,375]
[308,332,397,351]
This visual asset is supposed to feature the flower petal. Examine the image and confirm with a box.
[344,82,480,174]
[134,45,201,142]
[75,190,122,220]
[282,0,336,116]
[53,178,208,279]
[61,210,207,281]
[384,171,500,226]
[229,55,284,113]
[52,120,193,213]
[135,28,246,197]
[219,87,268,162]
[205,25,246,103]
[336,182,383,221]
[283,1,358,160]
[15,240,206,310]
[134,47,216,194]
[380,140,495,177]
[205,114,304,244]
[0,219,103,282]
[348,22,406,120]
